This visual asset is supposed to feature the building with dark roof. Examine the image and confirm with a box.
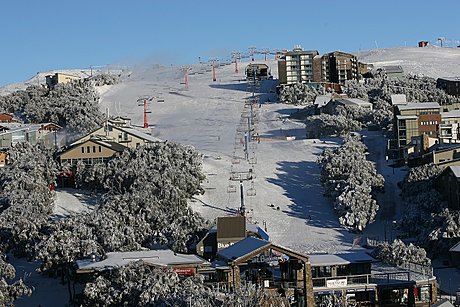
[196,216,269,261]
[380,65,404,79]
[213,236,313,306]
[435,165,460,210]
[437,77,460,97]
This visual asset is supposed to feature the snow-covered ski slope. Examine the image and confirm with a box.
[356,46,460,78]
[94,46,460,253]
[98,59,355,254]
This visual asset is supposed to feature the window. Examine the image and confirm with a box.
[81,147,84,153]
[93,146,96,153]
[86,146,90,153]
[99,146,102,152]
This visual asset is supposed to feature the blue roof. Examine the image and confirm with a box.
[218,237,270,261]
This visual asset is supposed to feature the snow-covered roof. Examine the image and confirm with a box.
[335,98,372,108]
[432,299,455,307]
[76,249,208,272]
[381,65,404,73]
[396,115,418,120]
[117,126,163,143]
[308,252,375,267]
[441,110,460,119]
[391,94,407,105]
[449,166,460,178]
[438,77,460,82]
[397,102,440,111]
[206,221,269,241]
[314,95,332,107]
[218,237,270,261]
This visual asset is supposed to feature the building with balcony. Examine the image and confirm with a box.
[440,109,460,144]
[317,51,359,84]
[437,77,460,97]
[310,252,436,307]
[278,46,319,85]
[212,236,314,306]
[394,102,441,149]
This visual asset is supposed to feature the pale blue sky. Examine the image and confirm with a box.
[1,0,459,86]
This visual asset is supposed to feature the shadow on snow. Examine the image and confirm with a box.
[266,160,352,244]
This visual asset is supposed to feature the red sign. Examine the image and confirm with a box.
[173,267,196,276]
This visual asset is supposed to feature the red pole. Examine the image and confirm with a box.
[212,61,216,82]
[143,99,148,128]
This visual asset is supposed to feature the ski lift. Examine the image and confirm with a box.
[227,184,237,193]
[246,181,256,196]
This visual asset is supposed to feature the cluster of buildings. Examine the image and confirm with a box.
[0,112,62,167]
[76,215,437,307]
[277,46,371,87]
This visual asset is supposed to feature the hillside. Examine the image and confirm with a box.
[356,46,460,78]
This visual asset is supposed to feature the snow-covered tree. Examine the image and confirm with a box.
[305,114,361,138]
[0,80,104,134]
[89,73,121,86]
[81,261,289,307]
[0,251,32,306]
[372,239,431,266]
[278,82,325,105]
[318,135,384,231]
[38,142,208,273]
[0,142,57,258]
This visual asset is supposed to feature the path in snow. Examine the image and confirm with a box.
[52,188,100,219]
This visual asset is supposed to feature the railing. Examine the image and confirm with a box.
[312,274,371,288]
[398,261,433,278]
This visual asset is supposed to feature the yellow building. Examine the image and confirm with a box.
[45,73,81,88]
[58,138,127,165]
[70,119,163,149]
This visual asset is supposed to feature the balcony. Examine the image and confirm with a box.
[312,271,413,289]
